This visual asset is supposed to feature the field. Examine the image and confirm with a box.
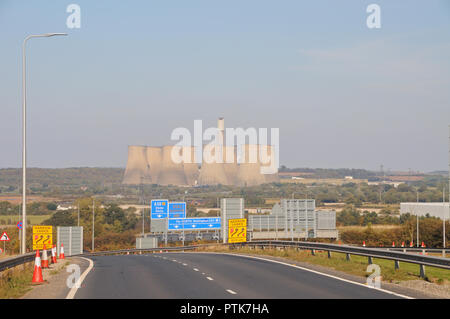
[280,178,369,185]
[0,215,51,226]
[0,195,58,205]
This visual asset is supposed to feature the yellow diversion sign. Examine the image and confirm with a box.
[228,218,247,243]
[32,226,53,250]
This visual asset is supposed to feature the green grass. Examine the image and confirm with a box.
[0,215,51,226]
[198,245,450,284]
[0,264,34,299]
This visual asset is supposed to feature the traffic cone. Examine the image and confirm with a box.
[409,241,413,248]
[363,241,366,247]
[41,245,49,268]
[401,242,405,247]
[421,242,426,248]
[51,245,57,263]
[59,244,65,259]
[392,241,395,248]
[32,250,44,284]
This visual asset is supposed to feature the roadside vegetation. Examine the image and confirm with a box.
[0,263,34,299]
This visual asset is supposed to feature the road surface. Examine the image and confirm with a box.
[74,252,406,298]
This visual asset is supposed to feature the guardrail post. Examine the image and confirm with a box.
[346,253,351,261]
[327,250,331,258]
[394,260,400,270]
[420,264,426,278]
[368,256,373,264]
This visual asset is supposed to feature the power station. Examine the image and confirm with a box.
[122,118,279,186]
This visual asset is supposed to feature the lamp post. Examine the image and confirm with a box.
[443,186,446,257]
[21,33,67,254]
[416,190,419,248]
[92,198,95,252]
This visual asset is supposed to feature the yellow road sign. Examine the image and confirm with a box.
[228,218,247,243]
[32,226,52,250]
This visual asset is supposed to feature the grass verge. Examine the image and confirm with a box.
[0,263,34,299]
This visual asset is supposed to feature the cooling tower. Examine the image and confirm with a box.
[223,145,238,185]
[157,145,188,186]
[123,145,152,185]
[145,146,162,184]
[182,146,200,186]
[198,144,229,185]
[259,144,279,183]
[236,144,266,186]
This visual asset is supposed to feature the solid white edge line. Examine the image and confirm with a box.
[168,251,414,299]
[219,253,414,299]
[66,257,94,299]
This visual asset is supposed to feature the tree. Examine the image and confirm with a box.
[46,203,57,211]
[42,211,76,226]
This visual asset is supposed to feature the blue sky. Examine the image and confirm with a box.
[0,1,449,172]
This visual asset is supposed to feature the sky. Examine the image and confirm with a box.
[0,1,449,172]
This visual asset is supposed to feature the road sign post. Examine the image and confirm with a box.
[1,232,11,254]
[168,218,221,231]
[151,199,169,219]
[32,226,52,250]
[228,219,247,243]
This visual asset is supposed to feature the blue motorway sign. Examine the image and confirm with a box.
[169,202,186,219]
[168,217,221,231]
[151,199,169,219]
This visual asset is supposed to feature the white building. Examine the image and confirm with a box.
[400,202,450,220]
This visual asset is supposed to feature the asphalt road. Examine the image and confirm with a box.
[74,252,405,299]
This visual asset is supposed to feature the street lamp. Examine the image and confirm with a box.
[416,189,419,248]
[21,33,67,254]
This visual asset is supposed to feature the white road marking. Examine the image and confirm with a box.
[206,276,214,281]
[193,268,199,271]
[66,257,94,299]
[226,289,237,295]
[211,252,414,299]
[182,263,187,266]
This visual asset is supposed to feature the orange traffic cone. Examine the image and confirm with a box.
[421,242,426,248]
[409,241,413,248]
[41,245,49,268]
[32,250,44,284]
[401,242,405,247]
[363,241,366,247]
[59,244,65,259]
[392,241,395,248]
[51,245,57,263]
